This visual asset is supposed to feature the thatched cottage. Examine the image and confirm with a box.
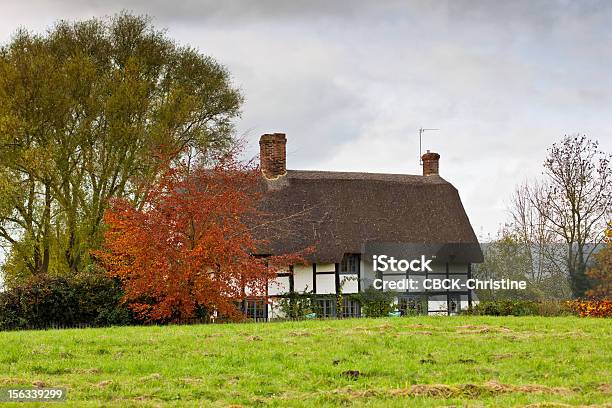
[246,133,482,318]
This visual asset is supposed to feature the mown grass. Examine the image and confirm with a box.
[0,316,610,407]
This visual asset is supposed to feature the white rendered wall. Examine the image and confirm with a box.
[339,275,358,294]
[428,294,448,315]
[268,298,286,319]
[360,258,376,289]
[316,263,335,272]
[293,264,313,293]
[268,275,290,296]
[316,273,336,294]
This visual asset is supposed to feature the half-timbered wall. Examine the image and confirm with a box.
[265,258,474,317]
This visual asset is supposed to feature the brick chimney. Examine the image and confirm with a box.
[421,150,440,176]
[259,133,287,179]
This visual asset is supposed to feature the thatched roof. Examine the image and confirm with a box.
[254,170,483,263]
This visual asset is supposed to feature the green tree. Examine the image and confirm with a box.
[0,13,242,284]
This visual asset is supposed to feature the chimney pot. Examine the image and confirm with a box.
[259,133,287,179]
[421,151,440,176]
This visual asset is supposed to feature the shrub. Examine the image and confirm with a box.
[565,299,612,317]
[351,287,396,318]
[464,299,579,317]
[276,292,316,319]
[0,271,135,330]
[465,300,540,316]
[536,300,574,316]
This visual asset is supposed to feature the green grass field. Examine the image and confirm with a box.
[0,316,610,407]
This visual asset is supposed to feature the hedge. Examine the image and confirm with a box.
[0,272,135,330]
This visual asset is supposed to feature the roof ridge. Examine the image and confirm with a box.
[288,169,422,177]
[284,169,449,184]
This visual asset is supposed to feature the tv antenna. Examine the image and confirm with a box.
[419,128,439,164]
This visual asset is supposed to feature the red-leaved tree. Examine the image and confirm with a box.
[96,154,302,322]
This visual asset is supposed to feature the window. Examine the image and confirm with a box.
[340,254,359,274]
[342,297,361,318]
[315,298,336,318]
[398,296,426,315]
[448,295,460,315]
[245,299,266,320]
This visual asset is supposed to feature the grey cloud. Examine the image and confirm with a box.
[0,0,611,238]
[13,1,612,26]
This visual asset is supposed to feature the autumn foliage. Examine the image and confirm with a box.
[565,299,612,318]
[563,228,610,317]
[96,155,301,322]
[586,226,611,299]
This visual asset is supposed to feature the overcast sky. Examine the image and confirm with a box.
[1,0,611,239]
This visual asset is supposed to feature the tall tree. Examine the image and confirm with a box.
[96,155,302,322]
[0,13,242,282]
[507,182,572,298]
[509,135,611,298]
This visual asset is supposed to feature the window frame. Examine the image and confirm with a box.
[315,297,336,318]
[341,296,361,318]
[340,254,359,274]
[244,298,267,320]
